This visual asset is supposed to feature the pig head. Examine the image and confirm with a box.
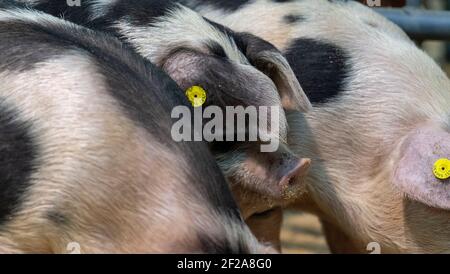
[115,4,314,219]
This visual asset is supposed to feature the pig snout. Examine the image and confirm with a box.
[277,155,311,193]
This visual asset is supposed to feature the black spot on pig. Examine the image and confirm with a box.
[31,0,179,32]
[0,102,37,226]
[284,38,350,105]
[33,0,93,27]
[100,0,178,28]
[184,0,252,11]
[283,14,306,24]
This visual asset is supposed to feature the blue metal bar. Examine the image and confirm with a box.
[406,0,421,7]
[375,8,450,40]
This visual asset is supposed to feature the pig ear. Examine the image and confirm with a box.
[237,33,312,112]
[161,49,235,106]
[393,124,450,210]
[162,48,284,109]
[161,49,204,90]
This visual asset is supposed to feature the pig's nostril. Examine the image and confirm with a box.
[288,176,298,186]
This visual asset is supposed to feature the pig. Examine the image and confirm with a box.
[185,0,450,253]
[0,5,275,253]
[18,0,313,247]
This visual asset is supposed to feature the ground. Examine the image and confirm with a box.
[281,212,329,254]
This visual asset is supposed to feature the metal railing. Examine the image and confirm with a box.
[355,0,450,40]
[376,8,450,40]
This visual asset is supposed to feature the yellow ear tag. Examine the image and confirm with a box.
[433,158,450,180]
[186,86,207,108]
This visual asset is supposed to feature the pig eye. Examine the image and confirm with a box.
[251,208,278,219]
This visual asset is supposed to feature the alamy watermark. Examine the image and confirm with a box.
[367,242,381,254]
[66,242,81,254]
[171,105,281,152]
[365,0,382,7]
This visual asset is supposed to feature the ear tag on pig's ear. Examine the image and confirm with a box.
[186,86,207,108]
[433,158,450,180]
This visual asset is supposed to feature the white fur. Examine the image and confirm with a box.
[114,4,249,66]
[0,5,71,25]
